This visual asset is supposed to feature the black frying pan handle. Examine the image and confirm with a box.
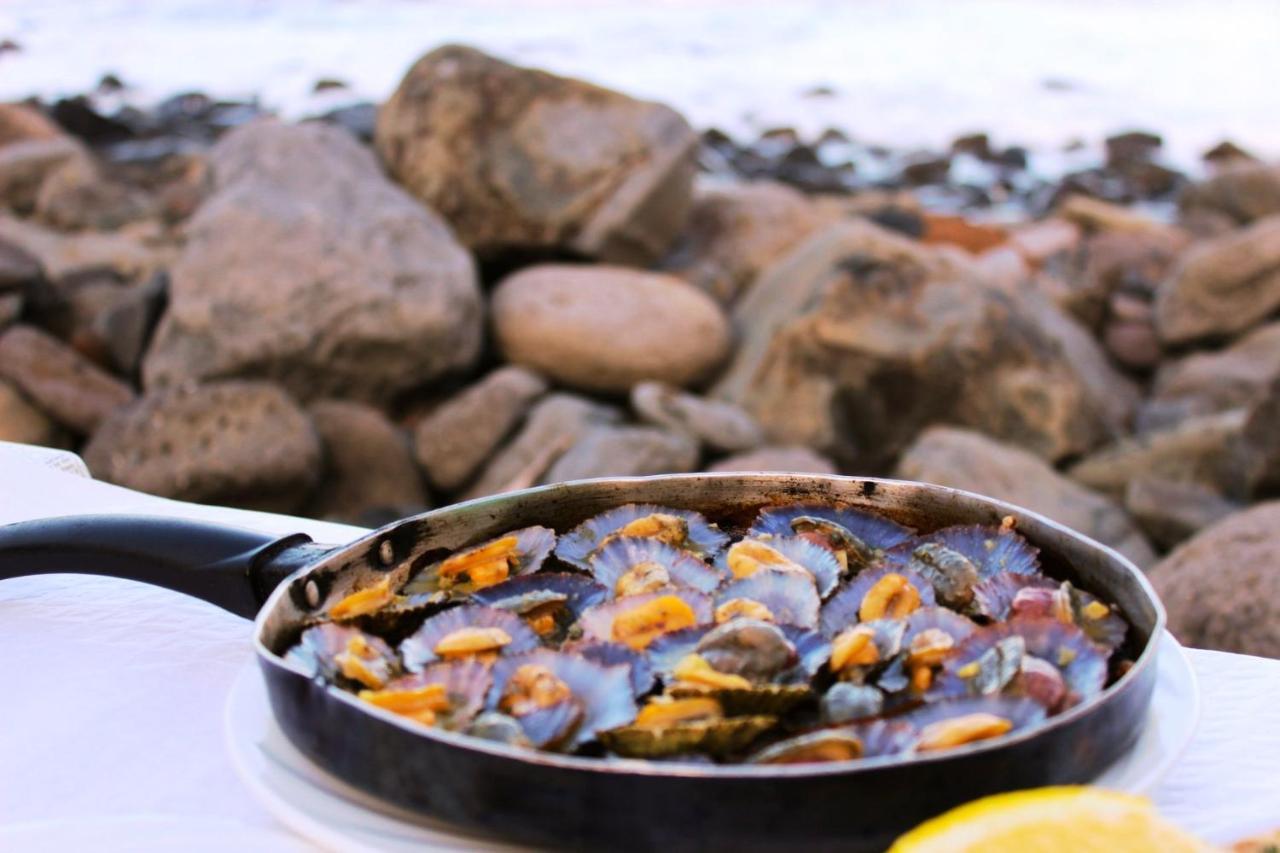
[0,514,333,619]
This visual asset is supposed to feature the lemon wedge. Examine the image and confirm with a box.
[890,786,1214,853]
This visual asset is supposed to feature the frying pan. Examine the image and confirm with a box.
[0,473,1164,851]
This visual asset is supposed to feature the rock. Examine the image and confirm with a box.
[0,235,40,289]
[92,271,168,375]
[1179,160,1280,225]
[305,399,427,522]
[0,293,19,328]
[1123,477,1239,551]
[708,445,838,475]
[492,264,731,394]
[1103,320,1162,371]
[83,380,321,511]
[1238,375,1280,497]
[1104,130,1162,167]
[950,133,991,160]
[463,393,620,500]
[0,324,134,435]
[315,102,377,143]
[921,214,1006,254]
[899,154,951,186]
[1142,322,1280,429]
[0,213,160,284]
[1007,218,1080,267]
[544,425,699,483]
[630,381,763,452]
[713,220,1137,469]
[1155,215,1280,345]
[1201,141,1257,167]
[0,103,62,148]
[1068,409,1250,501]
[143,119,482,404]
[376,45,697,265]
[0,136,87,213]
[34,155,155,231]
[1148,502,1280,657]
[660,179,830,303]
[896,426,1156,568]
[1057,194,1179,236]
[413,366,548,492]
[0,378,63,446]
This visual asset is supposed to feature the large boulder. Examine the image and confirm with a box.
[84,380,321,512]
[1148,502,1280,657]
[1179,160,1280,226]
[1155,215,1280,345]
[1123,477,1239,551]
[1141,322,1280,430]
[492,264,731,394]
[708,445,837,475]
[543,424,699,483]
[0,324,134,435]
[712,221,1138,469]
[413,366,548,493]
[305,399,427,522]
[896,426,1156,567]
[0,103,63,148]
[376,45,697,265]
[143,120,482,404]
[661,179,831,303]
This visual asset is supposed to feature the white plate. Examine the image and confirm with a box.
[224,632,1199,852]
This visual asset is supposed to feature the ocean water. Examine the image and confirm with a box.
[0,0,1276,171]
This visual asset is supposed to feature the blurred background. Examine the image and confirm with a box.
[2,0,1279,655]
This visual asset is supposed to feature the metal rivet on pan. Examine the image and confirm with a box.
[378,540,395,566]
[304,579,321,609]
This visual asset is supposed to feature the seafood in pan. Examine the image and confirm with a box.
[288,501,1132,765]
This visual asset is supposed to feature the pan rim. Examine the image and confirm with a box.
[253,472,1166,781]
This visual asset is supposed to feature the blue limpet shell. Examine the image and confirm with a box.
[901,607,979,647]
[644,626,714,679]
[402,526,557,596]
[715,569,821,630]
[469,571,608,640]
[971,572,1057,620]
[937,618,1107,708]
[1065,584,1128,651]
[903,695,1047,741]
[590,536,726,596]
[821,682,885,724]
[562,639,656,697]
[488,649,637,748]
[399,605,541,672]
[577,588,714,646]
[555,504,729,570]
[890,525,1041,579]
[514,699,585,750]
[778,625,832,680]
[716,535,842,598]
[819,565,937,637]
[381,658,493,728]
[288,623,399,685]
[749,503,915,555]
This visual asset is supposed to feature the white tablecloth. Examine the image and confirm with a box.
[1,444,1278,850]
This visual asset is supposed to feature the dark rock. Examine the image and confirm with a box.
[950,133,991,160]
[1103,320,1162,371]
[1155,214,1280,345]
[315,102,377,143]
[413,366,548,493]
[143,119,482,404]
[492,264,730,395]
[899,154,951,186]
[0,236,40,290]
[897,426,1155,567]
[376,45,698,266]
[630,381,763,453]
[866,205,925,239]
[0,324,135,435]
[306,399,427,522]
[93,270,168,375]
[1123,477,1239,551]
[50,96,134,144]
[83,380,321,512]
[1201,140,1257,166]
[96,73,126,94]
[1104,130,1162,167]
[312,78,349,93]
[707,445,837,475]
[0,292,20,328]
[1148,502,1280,657]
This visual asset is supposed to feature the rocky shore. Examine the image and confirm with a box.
[1,45,1278,657]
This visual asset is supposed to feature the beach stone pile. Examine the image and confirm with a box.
[1,46,1278,656]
